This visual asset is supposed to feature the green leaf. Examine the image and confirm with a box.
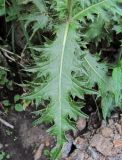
[83,53,107,87]
[112,60,122,106]
[20,13,49,32]
[113,25,122,34]
[14,95,20,102]
[15,104,24,112]
[0,0,5,16]
[73,0,122,21]
[2,100,10,107]
[0,152,5,160]
[102,93,114,119]
[26,22,87,158]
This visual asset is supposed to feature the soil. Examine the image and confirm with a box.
[1,110,122,160]
[0,110,54,160]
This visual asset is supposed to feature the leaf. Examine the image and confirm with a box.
[73,0,122,21]
[81,52,108,89]
[102,93,114,119]
[0,152,5,160]
[84,17,105,41]
[25,22,87,158]
[2,100,10,107]
[14,95,20,102]
[31,0,47,13]
[113,25,122,34]
[112,60,122,106]
[0,0,5,16]
[21,13,49,31]
[15,104,24,112]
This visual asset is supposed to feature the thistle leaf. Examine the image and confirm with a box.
[73,0,122,21]
[25,22,87,159]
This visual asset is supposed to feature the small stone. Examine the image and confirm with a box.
[114,134,121,140]
[69,149,85,160]
[88,146,99,160]
[0,143,3,149]
[113,139,122,148]
[74,137,88,151]
[87,158,93,160]
[115,123,122,135]
[101,120,107,128]
[76,118,86,131]
[62,142,73,158]
[84,153,89,159]
[108,119,114,126]
[90,134,113,156]
[34,144,44,160]
[5,144,9,147]
[101,127,113,138]
[111,113,119,119]
[108,154,122,160]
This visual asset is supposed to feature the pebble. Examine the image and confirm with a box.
[108,119,114,126]
[113,134,121,140]
[74,137,88,151]
[76,118,86,131]
[88,146,99,160]
[101,120,107,128]
[0,143,3,149]
[90,134,113,156]
[115,123,122,135]
[87,158,93,160]
[101,127,113,138]
[107,154,122,160]
[62,142,73,158]
[69,149,85,160]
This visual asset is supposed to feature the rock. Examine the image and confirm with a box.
[101,127,113,138]
[84,153,89,159]
[88,146,99,160]
[113,134,121,140]
[69,149,85,160]
[62,142,73,158]
[107,154,122,160]
[90,134,113,156]
[34,144,44,160]
[115,123,122,135]
[0,143,3,149]
[113,139,122,148]
[87,158,93,160]
[111,113,119,119]
[74,137,88,151]
[101,120,107,128]
[76,118,86,131]
[108,119,114,126]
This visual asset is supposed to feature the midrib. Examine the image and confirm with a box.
[73,0,106,20]
[58,21,70,135]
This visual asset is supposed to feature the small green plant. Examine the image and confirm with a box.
[1,95,23,112]
[0,151,10,160]
[14,94,24,112]
[0,152,5,160]
[43,149,51,159]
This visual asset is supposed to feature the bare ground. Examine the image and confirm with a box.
[1,111,122,160]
